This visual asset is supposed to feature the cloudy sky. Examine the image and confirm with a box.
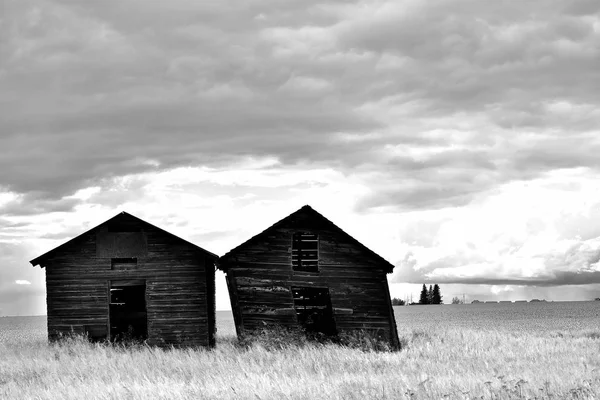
[2,0,600,316]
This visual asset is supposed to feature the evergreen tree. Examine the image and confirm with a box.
[432,284,442,304]
[419,284,429,304]
[428,285,434,303]
[391,298,406,306]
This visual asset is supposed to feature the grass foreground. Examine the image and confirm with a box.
[1,329,599,399]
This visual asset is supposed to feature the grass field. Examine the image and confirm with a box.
[1,327,599,399]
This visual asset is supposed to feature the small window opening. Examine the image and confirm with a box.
[292,233,318,272]
[109,282,147,342]
[111,257,137,270]
[292,287,337,336]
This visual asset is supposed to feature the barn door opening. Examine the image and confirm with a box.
[292,287,337,337]
[109,280,148,342]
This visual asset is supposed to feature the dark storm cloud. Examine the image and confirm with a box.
[395,264,600,287]
[2,0,600,215]
[337,0,600,114]
[0,194,81,217]
[359,132,600,211]
[512,135,600,174]
[357,149,501,210]
[0,0,380,201]
[0,218,30,229]
[404,271,600,287]
[338,0,600,211]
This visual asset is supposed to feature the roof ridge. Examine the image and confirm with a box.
[219,205,396,273]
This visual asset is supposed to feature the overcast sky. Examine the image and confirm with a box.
[1,0,600,316]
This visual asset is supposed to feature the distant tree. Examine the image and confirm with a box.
[391,298,406,306]
[432,284,442,304]
[428,285,434,303]
[451,296,464,305]
[419,284,429,304]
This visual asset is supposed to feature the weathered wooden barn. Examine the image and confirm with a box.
[30,212,218,347]
[219,205,400,348]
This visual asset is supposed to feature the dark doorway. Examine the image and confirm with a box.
[109,281,148,342]
[292,287,337,336]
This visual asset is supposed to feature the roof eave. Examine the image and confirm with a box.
[29,258,43,268]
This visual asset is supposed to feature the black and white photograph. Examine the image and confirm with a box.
[1,0,600,398]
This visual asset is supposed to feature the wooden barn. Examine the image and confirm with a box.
[30,212,218,347]
[219,205,400,348]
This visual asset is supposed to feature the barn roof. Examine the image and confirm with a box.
[30,211,218,267]
[219,205,396,273]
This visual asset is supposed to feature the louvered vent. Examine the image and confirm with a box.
[292,233,319,272]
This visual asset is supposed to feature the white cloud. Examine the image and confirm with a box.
[393,167,600,286]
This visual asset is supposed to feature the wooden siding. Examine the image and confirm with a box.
[221,216,400,348]
[41,215,215,347]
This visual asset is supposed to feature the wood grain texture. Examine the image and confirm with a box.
[38,213,217,348]
[220,206,400,348]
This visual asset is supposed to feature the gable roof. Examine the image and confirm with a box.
[219,205,396,273]
[30,211,218,267]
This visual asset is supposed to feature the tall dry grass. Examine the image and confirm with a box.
[1,329,599,399]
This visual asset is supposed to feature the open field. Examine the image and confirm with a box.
[1,303,600,399]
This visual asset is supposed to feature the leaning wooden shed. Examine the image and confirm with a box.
[30,212,218,347]
[219,205,400,348]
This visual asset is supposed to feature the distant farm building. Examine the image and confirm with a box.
[219,205,400,348]
[30,212,218,347]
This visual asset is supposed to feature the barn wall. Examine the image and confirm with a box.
[43,219,214,347]
[222,226,399,347]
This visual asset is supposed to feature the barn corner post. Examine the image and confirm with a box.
[383,274,401,350]
[29,211,218,348]
[206,255,217,348]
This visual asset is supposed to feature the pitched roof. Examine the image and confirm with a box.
[220,205,396,273]
[30,211,218,267]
